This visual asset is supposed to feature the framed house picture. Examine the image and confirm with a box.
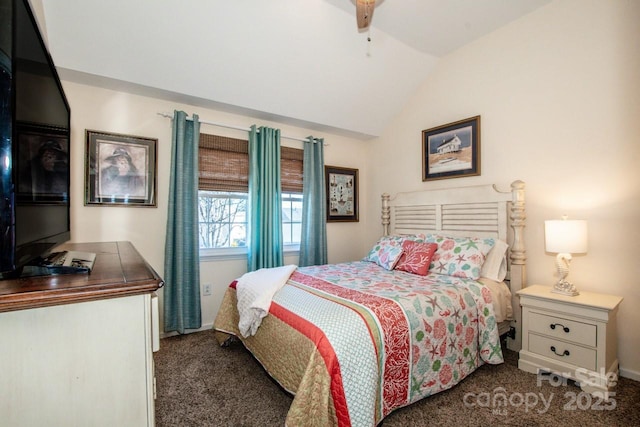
[422,115,481,181]
[85,130,157,207]
[325,166,359,222]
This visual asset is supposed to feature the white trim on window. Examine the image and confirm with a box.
[199,246,247,261]
[199,244,300,262]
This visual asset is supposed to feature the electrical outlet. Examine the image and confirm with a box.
[203,283,212,296]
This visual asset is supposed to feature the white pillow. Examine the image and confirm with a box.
[481,239,509,282]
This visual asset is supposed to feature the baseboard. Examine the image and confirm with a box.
[160,321,214,339]
[619,366,640,382]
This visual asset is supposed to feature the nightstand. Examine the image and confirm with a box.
[517,285,623,396]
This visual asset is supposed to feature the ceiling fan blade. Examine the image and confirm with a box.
[356,0,375,30]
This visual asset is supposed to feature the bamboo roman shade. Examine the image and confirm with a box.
[198,133,303,193]
[280,147,304,193]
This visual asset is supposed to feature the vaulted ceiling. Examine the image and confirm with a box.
[38,0,551,139]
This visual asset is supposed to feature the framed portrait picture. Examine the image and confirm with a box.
[422,116,481,181]
[85,130,157,207]
[325,166,359,222]
[16,124,69,203]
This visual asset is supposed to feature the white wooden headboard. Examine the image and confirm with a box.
[381,181,526,351]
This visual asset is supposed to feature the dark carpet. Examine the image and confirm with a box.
[154,331,640,426]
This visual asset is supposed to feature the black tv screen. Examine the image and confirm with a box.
[0,0,71,275]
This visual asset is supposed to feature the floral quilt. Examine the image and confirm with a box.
[214,261,503,426]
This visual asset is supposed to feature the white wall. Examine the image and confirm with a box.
[366,0,640,379]
[62,81,370,334]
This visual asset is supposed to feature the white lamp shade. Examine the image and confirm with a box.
[545,219,588,254]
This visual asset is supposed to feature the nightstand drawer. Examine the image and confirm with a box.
[529,333,596,371]
[528,311,596,347]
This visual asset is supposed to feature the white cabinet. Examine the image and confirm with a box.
[0,242,162,427]
[0,294,158,426]
[517,285,622,396]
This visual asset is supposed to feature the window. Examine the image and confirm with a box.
[197,133,304,255]
[198,191,247,249]
[281,192,303,245]
[198,190,302,250]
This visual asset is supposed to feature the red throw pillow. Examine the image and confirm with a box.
[395,241,438,276]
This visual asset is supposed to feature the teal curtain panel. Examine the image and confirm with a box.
[164,110,202,333]
[247,125,284,271]
[299,137,327,266]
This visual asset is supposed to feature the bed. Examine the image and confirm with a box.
[213,181,526,427]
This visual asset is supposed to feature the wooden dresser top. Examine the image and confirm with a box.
[0,241,163,313]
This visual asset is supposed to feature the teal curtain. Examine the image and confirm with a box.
[299,137,327,266]
[164,110,201,334]
[247,125,284,271]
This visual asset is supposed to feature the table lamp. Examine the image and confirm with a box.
[544,217,588,296]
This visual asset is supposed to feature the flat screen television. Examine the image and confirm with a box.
[0,0,71,277]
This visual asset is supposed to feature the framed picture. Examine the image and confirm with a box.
[85,130,157,207]
[422,115,481,181]
[16,124,69,203]
[325,166,359,222]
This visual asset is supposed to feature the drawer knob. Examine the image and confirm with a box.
[550,345,570,357]
[550,323,570,333]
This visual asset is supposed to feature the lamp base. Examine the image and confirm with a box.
[551,280,579,296]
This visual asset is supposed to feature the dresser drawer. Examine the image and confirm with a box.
[529,333,597,371]
[528,311,596,347]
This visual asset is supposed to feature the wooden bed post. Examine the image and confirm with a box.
[381,193,391,236]
[508,180,526,352]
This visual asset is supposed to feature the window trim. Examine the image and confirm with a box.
[199,244,301,261]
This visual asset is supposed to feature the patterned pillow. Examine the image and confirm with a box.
[426,234,496,280]
[395,241,438,276]
[363,234,425,270]
[370,234,426,248]
[363,242,404,270]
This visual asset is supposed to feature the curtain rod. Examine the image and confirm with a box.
[157,112,322,144]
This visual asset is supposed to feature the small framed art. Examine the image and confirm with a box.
[422,115,481,181]
[325,166,359,222]
[85,130,157,207]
